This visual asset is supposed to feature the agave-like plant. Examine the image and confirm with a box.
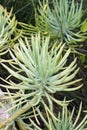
[0,34,82,128]
[20,0,86,44]
[0,5,18,53]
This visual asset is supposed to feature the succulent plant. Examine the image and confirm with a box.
[30,102,87,130]
[35,0,86,43]
[20,0,86,44]
[49,103,87,130]
[0,5,18,53]
[0,34,82,128]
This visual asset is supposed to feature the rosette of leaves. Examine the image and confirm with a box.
[47,103,87,130]
[20,0,86,44]
[0,34,82,128]
[30,102,87,130]
[35,0,87,43]
[0,5,17,54]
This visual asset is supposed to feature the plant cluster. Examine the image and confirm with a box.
[0,0,87,130]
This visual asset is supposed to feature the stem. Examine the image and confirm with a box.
[0,96,38,129]
[17,119,27,130]
[0,103,31,128]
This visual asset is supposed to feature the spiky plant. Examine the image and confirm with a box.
[35,0,86,43]
[0,34,82,128]
[48,103,87,130]
[0,5,17,53]
[30,102,87,130]
[20,0,86,44]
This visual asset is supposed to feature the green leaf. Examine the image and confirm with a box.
[80,19,87,32]
[80,55,86,63]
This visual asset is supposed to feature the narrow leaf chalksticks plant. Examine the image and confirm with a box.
[0,5,20,54]
[20,0,86,44]
[0,34,82,128]
[35,0,86,43]
[30,102,87,130]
